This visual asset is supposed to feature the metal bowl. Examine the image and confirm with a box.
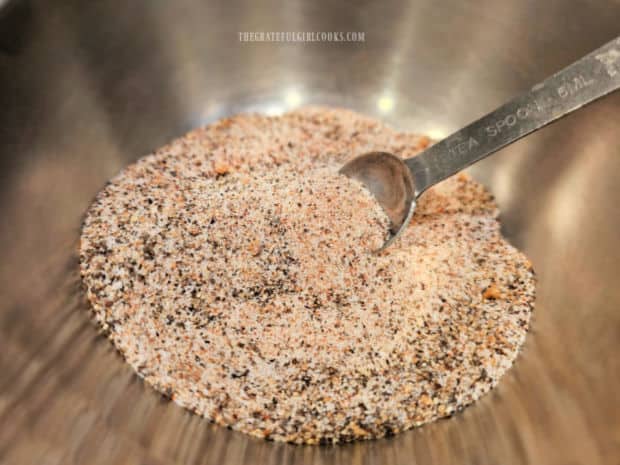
[1,1,618,464]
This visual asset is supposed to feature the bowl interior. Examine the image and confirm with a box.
[0,1,619,464]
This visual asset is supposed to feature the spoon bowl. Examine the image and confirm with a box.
[339,152,417,250]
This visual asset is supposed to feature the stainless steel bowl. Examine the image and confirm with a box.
[1,1,618,464]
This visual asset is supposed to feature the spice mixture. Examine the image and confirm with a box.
[80,106,535,444]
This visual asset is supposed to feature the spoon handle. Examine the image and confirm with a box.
[406,36,620,194]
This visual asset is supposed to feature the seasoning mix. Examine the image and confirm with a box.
[80,107,535,444]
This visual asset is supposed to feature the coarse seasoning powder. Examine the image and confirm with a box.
[80,106,535,444]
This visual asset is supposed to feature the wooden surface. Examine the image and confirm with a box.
[0,0,619,463]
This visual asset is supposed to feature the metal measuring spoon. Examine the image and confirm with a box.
[341,36,620,251]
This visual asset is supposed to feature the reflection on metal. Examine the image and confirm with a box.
[377,93,395,113]
[284,88,303,107]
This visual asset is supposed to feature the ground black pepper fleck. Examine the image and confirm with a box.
[80,106,535,445]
